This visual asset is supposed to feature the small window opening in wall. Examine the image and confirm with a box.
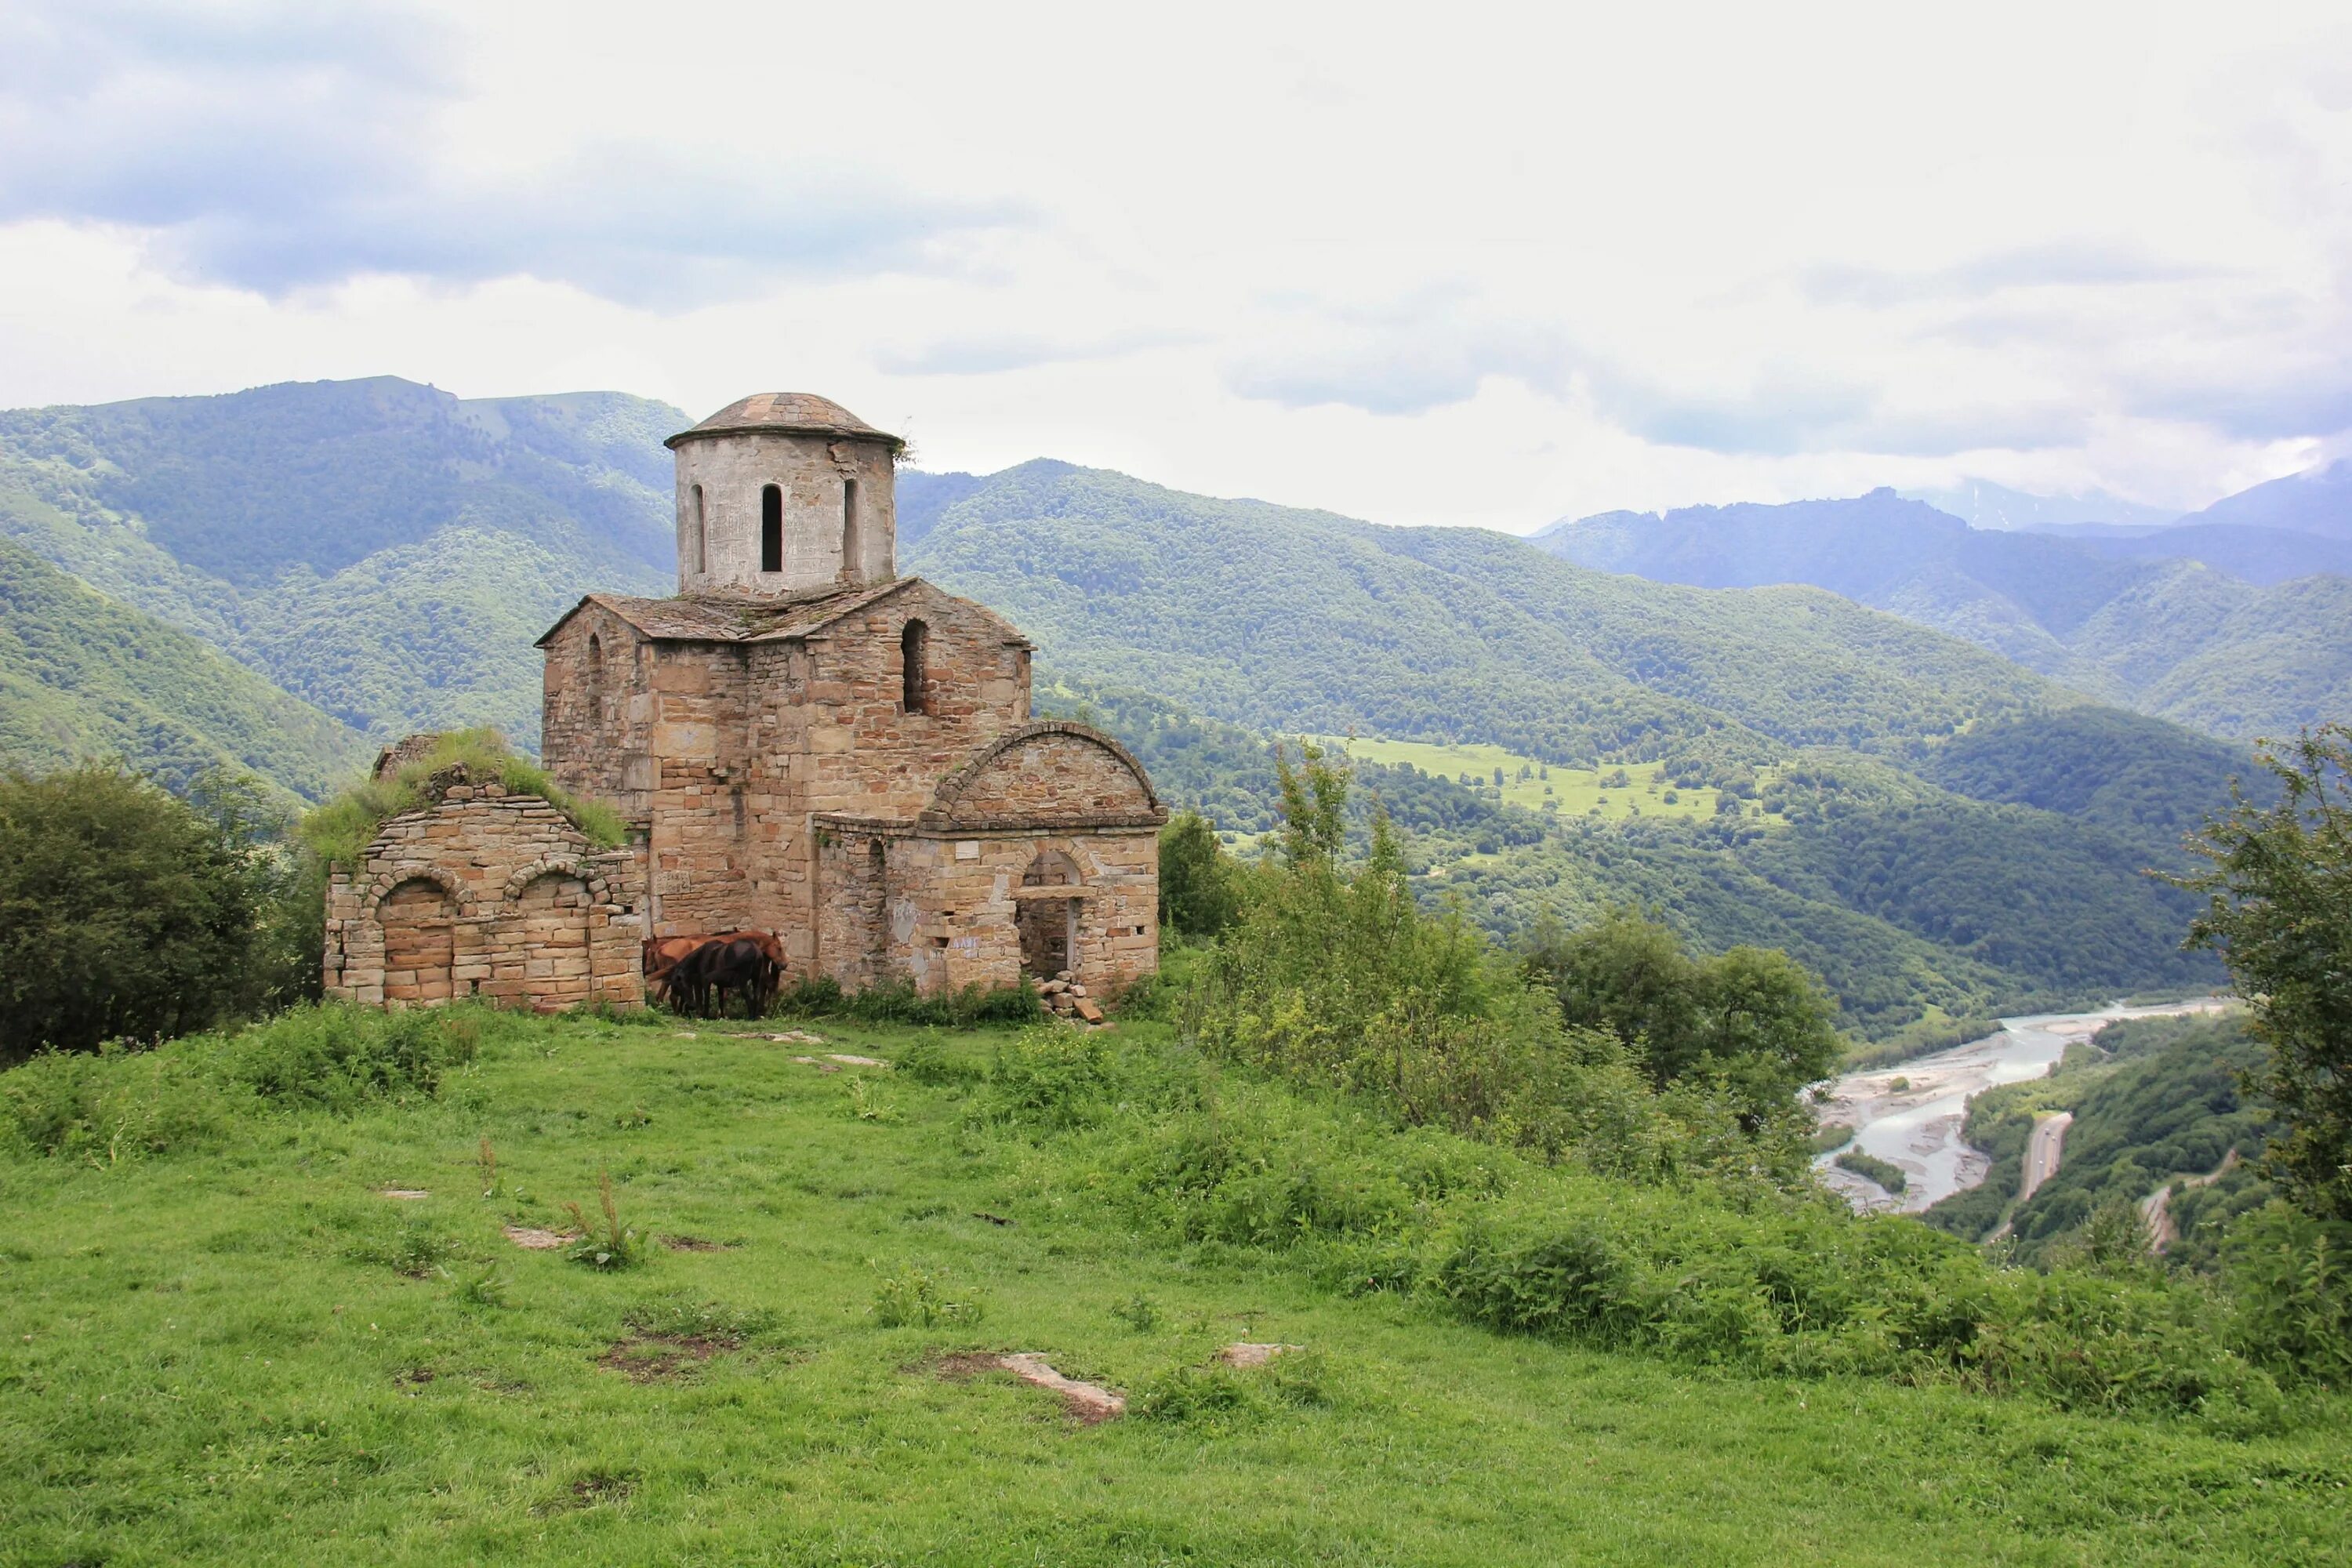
[901,619,928,713]
[586,633,604,714]
[761,484,784,572]
[842,477,860,573]
[690,484,706,574]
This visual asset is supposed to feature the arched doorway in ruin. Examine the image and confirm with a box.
[1016,849,1081,978]
[379,877,456,1007]
[512,871,591,1005]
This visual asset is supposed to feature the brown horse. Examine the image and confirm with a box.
[670,936,779,1018]
[645,929,787,1012]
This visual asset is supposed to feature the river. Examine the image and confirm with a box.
[1813,998,2230,1214]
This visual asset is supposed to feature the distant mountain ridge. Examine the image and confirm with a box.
[906,461,2074,769]
[1532,488,2352,742]
[0,376,681,746]
[1902,478,2180,532]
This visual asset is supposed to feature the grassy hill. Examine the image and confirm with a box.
[0,537,365,797]
[1531,490,2352,744]
[3,1004,2344,1566]
[0,379,681,746]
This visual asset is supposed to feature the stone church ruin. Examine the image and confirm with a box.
[325,393,1165,1010]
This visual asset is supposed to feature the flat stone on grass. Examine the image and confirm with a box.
[503,1225,578,1250]
[935,1352,1125,1424]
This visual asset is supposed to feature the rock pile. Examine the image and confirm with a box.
[1031,971,1106,1025]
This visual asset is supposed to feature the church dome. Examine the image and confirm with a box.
[665,393,902,450]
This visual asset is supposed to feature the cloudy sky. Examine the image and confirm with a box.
[2,1,2348,528]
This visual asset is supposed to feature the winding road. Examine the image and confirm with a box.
[2020,1112,2072,1203]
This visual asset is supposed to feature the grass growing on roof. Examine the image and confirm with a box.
[299,726,630,866]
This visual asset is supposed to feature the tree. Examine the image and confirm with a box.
[1522,909,1842,1121]
[0,764,289,1061]
[1275,743,1348,866]
[1158,810,1240,939]
[2180,724,2352,1220]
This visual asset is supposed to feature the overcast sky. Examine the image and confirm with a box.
[2,1,2348,528]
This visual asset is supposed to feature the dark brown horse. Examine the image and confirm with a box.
[669,936,779,1018]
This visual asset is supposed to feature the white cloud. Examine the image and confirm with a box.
[2,0,2350,524]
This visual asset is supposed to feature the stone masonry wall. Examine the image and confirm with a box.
[815,825,1158,998]
[324,786,646,1011]
[542,579,1036,970]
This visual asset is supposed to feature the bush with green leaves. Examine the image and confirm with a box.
[868,1262,982,1327]
[1157,809,1241,939]
[1,1002,487,1161]
[1178,746,1812,1180]
[1520,907,1843,1123]
[985,1027,1117,1130]
[0,763,314,1062]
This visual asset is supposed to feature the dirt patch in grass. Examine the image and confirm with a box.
[379,1188,430,1200]
[933,1352,1125,1424]
[598,1331,741,1383]
[533,1469,637,1514]
[393,1366,437,1388]
[1218,1342,1301,1368]
[658,1235,731,1252]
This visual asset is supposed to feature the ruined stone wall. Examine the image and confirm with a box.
[673,430,898,597]
[323,786,645,1011]
[814,825,1159,998]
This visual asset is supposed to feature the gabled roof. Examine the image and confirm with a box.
[533,578,1029,648]
[664,392,903,451]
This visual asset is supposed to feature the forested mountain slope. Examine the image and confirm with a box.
[1049,683,2228,1035]
[0,378,681,744]
[1531,489,2352,742]
[908,462,2071,768]
[0,537,365,798]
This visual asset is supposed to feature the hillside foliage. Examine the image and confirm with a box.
[0,535,364,799]
[0,378,681,746]
[0,764,315,1062]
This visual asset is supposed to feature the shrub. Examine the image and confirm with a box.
[1834,1148,1907,1194]
[563,1170,643,1271]
[2223,1201,2352,1381]
[1159,810,1241,938]
[1131,1364,1265,1427]
[986,1027,1116,1130]
[868,1262,982,1327]
[1,1004,485,1161]
[777,977,1040,1029]
[0,764,297,1061]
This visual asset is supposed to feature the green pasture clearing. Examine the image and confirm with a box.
[1312,735,1759,825]
[3,1011,2346,1566]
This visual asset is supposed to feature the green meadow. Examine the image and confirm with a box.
[1311,736,1755,826]
[3,1006,2346,1566]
